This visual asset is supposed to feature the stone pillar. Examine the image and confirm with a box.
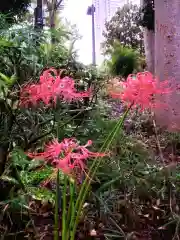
[154,0,180,131]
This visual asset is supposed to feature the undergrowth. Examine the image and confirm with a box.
[1,99,180,239]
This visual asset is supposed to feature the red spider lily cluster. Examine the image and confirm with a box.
[27,138,106,177]
[20,68,91,107]
[108,72,171,111]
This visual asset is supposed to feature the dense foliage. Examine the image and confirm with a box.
[0,0,30,23]
[0,22,81,83]
[102,3,144,54]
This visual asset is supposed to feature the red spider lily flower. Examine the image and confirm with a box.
[27,138,106,176]
[20,68,91,107]
[108,72,171,111]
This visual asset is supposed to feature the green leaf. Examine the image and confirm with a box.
[1,195,29,211]
[0,175,19,185]
[20,165,53,186]
[0,38,14,47]
[28,186,55,204]
[27,159,45,171]
[0,79,7,91]
[11,148,30,169]
[0,72,17,86]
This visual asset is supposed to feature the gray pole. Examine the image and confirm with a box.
[87,5,96,66]
[91,4,96,65]
[34,0,43,29]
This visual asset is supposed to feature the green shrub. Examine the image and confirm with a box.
[106,41,140,78]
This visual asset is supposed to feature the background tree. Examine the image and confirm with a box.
[44,0,64,43]
[0,0,30,23]
[102,3,144,54]
[30,0,64,42]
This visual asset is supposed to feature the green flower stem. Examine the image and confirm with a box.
[69,117,122,238]
[66,180,75,240]
[62,175,68,240]
[54,170,60,240]
[55,109,92,240]
[69,106,131,240]
[69,119,122,239]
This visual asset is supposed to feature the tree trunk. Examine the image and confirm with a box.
[44,0,64,43]
[143,28,155,73]
[50,6,56,43]
[45,0,63,44]
[140,0,155,73]
[154,0,180,130]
